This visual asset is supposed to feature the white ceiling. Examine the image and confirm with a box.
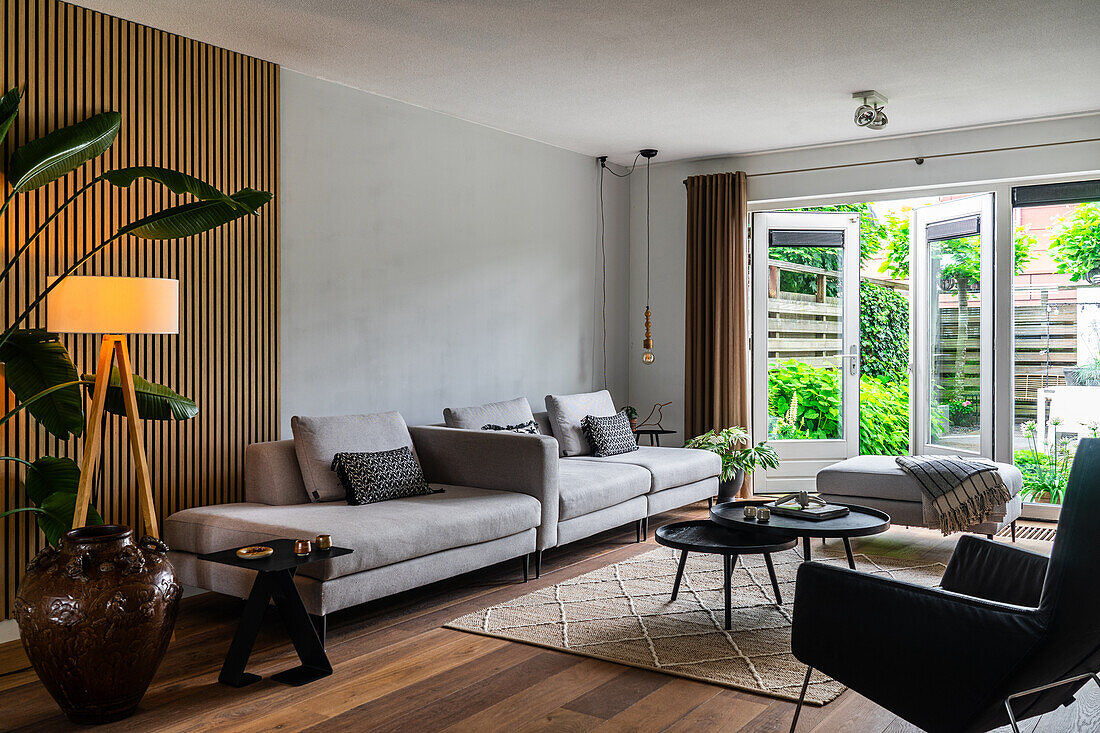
[72,0,1100,164]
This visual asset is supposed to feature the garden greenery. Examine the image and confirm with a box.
[767,360,913,456]
[1050,202,1100,282]
[859,281,909,379]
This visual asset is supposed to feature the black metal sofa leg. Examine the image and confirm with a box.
[790,665,812,733]
[522,554,529,582]
[534,549,542,579]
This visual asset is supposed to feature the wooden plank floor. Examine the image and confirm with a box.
[0,505,1094,732]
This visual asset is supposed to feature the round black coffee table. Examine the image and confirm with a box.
[654,520,797,630]
[709,501,891,570]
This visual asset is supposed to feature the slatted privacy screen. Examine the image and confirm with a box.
[1,0,279,619]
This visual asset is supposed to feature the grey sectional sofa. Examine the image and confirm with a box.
[165,397,719,632]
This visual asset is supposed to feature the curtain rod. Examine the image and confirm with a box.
[745,137,1100,178]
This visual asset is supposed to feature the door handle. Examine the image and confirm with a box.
[838,347,859,374]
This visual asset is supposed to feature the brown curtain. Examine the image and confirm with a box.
[684,172,751,496]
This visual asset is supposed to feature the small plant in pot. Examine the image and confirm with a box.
[684,426,780,502]
[621,405,639,432]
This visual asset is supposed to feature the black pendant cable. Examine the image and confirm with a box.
[640,149,658,365]
[597,149,657,384]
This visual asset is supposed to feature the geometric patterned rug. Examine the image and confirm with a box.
[446,544,946,705]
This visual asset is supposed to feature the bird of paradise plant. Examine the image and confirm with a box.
[0,85,272,545]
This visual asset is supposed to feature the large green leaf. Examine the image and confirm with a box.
[82,367,198,421]
[101,166,249,212]
[118,187,272,240]
[8,111,121,193]
[24,455,80,506]
[0,330,83,439]
[0,456,101,547]
[0,86,21,149]
[36,490,104,547]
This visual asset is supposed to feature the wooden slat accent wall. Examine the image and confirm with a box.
[1,0,279,619]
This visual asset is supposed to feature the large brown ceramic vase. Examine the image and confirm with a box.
[13,525,181,724]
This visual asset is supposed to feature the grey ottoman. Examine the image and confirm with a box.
[816,455,1023,539]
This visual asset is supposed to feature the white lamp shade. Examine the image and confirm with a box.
[47,276,179,334]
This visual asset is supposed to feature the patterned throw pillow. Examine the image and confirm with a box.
[581,411,639,457]
[481,420,542,435]
[331,447,437,506]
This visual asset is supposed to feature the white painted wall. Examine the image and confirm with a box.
[627,113,1100,441]
[279,70,631,432]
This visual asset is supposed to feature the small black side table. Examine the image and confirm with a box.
[655,520,797,630]
[199,539,353,688]
[634,428,676,446]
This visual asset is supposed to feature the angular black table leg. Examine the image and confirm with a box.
[843,538,856,569]
[763,553,782,604]
[266,569,333,686]
[723,554,734,630]
[671,549,689,601]
[218,572,272,687]
[802,536,811,562]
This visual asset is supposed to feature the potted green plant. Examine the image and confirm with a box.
[684,426,780,502]
[621,405,639,431]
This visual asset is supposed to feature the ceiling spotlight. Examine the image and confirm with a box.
[852,90,888,131]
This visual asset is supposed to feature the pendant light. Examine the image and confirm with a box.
[640,148,657,364]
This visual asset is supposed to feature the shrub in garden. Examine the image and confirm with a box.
[768,360,911,454]
[859,281,909,380]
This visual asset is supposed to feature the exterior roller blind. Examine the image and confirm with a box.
[767,229,844,247]
[926,215,980,242]
[1012,179,1100,208]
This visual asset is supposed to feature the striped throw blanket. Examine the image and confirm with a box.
[895,455,1012,535]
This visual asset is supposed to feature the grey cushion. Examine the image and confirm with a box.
[569,446,721,492]
[545,390,616,456]
[245,440,308,505]
[557,460,650,521]
[532,411,554,437]
[164,484,540,580]
[816,455,1022,504]
[443,397,535,430]
[291,412,415,502]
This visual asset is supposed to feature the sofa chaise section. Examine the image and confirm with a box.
[165,416,550,623]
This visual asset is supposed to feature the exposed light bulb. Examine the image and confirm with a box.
[642,307,654,365]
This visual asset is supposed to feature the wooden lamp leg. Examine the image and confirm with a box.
[71,335,160,539]
[114,338,159,539]
[72,335,116,530]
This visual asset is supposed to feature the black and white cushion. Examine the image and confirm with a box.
[331,447,436,506]
[581,411,638,457]
[481,419,542,435]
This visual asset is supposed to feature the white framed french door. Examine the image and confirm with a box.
[751,211,861,493]
[910,193,995,458]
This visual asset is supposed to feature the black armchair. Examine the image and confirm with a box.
[788,438,1100,733]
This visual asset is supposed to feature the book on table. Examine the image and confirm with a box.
[767,501,850,521]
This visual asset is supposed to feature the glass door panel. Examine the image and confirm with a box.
[912,194,994,457]
[752,212,860,493]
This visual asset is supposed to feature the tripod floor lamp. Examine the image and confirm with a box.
[47,275,179,539]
